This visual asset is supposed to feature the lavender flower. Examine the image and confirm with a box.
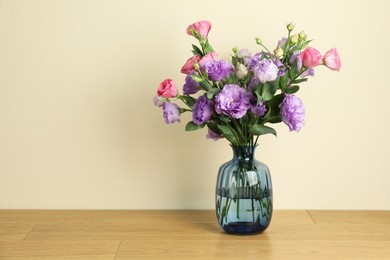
[253,59,279,83]
[277,37,287,49]
[301,68,315,78]
[249,53,262,70]
[289,52,303,72]
[206,129,223,141]
[201,60,234,81]
[237,49,252,65]
[250,97,267,117]
[280,94,305,131]
[215,84,251,119]
[163,102,181,124]
[183,72,200,95]
[192,95,214,125]
[153,96,165,107]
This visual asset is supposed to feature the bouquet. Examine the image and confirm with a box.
[153,20,341,146]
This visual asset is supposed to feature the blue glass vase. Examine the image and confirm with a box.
[216,145,273,235]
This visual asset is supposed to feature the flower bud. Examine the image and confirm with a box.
[299,31,306,40]
[236,63,248,79]
[193,61,200,71]
[287,23,294,31]
[273,47,284,58]
[290,34,298,44]
[232,46,239,54]
[255,37,262,45]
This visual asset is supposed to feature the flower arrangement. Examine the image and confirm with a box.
[154,20,341,146]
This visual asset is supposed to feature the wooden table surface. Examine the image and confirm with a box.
[0,210,389,259]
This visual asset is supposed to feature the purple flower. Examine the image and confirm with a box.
[280,94,305,131]
[206,129,223,141]
[253,59,279,83]
[153,95,165,107]
[301,68,315,78]
[249,53,262,70]
[277,37,287,49]
[215,84,251,119]
[183,72,200,95]
[201,60,234,81]
[237,49,252,65]
[289,52,303,72]
[250,97,267,117]
[273,57,286,77]
[163,102,181,124]
[192,95,214,125]
[248,77,259,91]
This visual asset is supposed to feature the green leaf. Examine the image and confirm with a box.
[217,125,238,145]
[261,79,279,101]
[192,44,203,56]
[249,124,277,136]
[279,75,288,89]
[203,39,214,53]
[292,78,308,84]
[220,115,231,123]
[284,85,300,94]
[268,115,282,123]
[267,94,284,117]
[300,40,312,50]
[239,114,249,125]
[181,95,196,107]
[185,121,206,131]
[207,122,222,135]
[199,80,212,91]
[191,74,204,83]
[207,88,220,99]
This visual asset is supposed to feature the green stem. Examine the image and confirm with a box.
[285,68,308,89]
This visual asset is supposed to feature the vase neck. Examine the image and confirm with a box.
[231,145,257,161]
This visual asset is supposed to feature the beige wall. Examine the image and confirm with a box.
[1,0,389,209]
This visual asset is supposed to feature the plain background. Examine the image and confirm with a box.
[0,0,389,210]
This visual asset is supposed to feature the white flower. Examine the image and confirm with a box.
[236,63,248,79]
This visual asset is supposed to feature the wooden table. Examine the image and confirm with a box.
[0,210,389,259]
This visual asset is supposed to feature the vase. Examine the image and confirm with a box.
[215,145,273,235]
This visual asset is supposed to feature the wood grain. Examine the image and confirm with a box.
[0,210,389,259]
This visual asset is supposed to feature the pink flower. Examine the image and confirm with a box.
[323,48,341,71]
[300,47,323,68]
[180,52,218,74]
[186,20,211,39]
[181,55,201,74]
[199,52,218,64]
[157,79,177,98]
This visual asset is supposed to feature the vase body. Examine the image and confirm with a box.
[216,145,273,234]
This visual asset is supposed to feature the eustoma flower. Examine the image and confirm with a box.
[181,52,218,74]
[201,60,234,81]
[186,20,212,39]
[300,47,323,68]
[155,21,341,145]
[157,79,178,98]
[192,95,214,125]
[163,103,181,124]
[280,94,305,132]
[253,59,279,83]
[323,48,341,71]
[183,72,200,95]
[215,84,251,119]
